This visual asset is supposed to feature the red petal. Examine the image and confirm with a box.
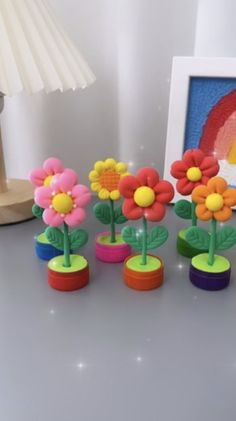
[183,149,204,167]
[200,157,220,177]
[154,180,174,203]
[122,199,143,220]
[176,178,195,195]
[144,202,166,222]
[170,160,188,179]
[136,167,159,188]
[118,176,140,198]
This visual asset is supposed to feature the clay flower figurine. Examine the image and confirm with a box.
[29,157,77,261]
[170,148,219,257]
[89,158,132,263]
[34,171,91,291]
[119,167,174,290]
[186,176,236,291]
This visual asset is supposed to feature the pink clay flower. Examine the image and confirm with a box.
[29,157,77,187]
[34,172,91,227]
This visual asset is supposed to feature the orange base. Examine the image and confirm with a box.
[123,255,164,291]
[48,265,89,291]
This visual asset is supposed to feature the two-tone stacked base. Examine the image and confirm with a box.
[190,253,231,291]
[95,232,131,263]
[48,255,89,291]
[35,233,62,261]
[177,228,207,258]
[123,254,164,291]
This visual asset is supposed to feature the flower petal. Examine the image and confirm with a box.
[195,204,212,221]
[98,188,110,200]
[72,184,91,207]
[94,161,105,174]
[170,160,188,179]
[144,202,166,222]
[122,199,143,220]
[214,206,232,222]
[223,188,236,207]
[118,176,140,198]
[200,156,219,176]
[183,149,204,167]
[104,158,116,169]
[154,180,174,203]
[91,182,101,192]
[176,178,195,195]
[34,186,52,208]
[136,167,159,188]
[192,185,209,204]
[43,208,64,227]
[55,172,77,193]
[89,170,99,182]
[63,168,78,185]
[116,162,128,174]
[110,190,120,200]
[207,177,228,194]
[43,157,64,175]
[64,208,86,227]
[29,168,47,186]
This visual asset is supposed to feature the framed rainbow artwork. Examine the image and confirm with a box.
[164,56,236,202]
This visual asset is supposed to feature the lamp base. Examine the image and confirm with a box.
[0,179,34,225]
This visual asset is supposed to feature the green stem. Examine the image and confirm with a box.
[191,201,197,226]
[63,222,71,267]
[141,217,148,265]
[110,199,116,243]
[208,218,217,266]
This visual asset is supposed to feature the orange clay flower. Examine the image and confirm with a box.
[192,176,236,222]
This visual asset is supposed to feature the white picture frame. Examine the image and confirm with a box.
[163,56,236,202]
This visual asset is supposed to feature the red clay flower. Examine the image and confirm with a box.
[171,149,219,195]
[118,167,174,221]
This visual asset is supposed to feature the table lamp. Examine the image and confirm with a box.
[0,0,95,225]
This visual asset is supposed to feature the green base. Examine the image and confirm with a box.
[48,255,88,273]
[97,233,126,246]
[177,228,207,258]
[126,255,161,272]
[191,253,230,273]
[36,232,50,244]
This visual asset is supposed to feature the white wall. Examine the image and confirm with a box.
[2,0,198,183]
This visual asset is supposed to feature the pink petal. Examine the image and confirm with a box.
[122,199,144,220]
[154,180,174,203]
[144,202,166,222]
[170,160,188,179]
[64,208,86,227]
[176,178,195,195]
[72,184,91,207]
[34,186,52,208]
[63,168,78,185]
[43,157,64,175]
[29,168,47,186]
[136,167,159,188]
[56,172,77,193]
[119,176,140,198]
[43,208,64,227]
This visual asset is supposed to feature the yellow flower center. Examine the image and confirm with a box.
[134,186,155,207]
[52,193,73,214]
[44,175,53,186]
[186,167,202,182]
[205,193,224,212]
[99,170,120,192]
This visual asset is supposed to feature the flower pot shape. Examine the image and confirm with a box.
[124,254,164,291]
[95,232,131,263]
[189,253,231,291]
[35,232,63,261]
[48,255,89,291]
[177,228,207,258]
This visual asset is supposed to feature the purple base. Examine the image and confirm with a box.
[189,264,231,291]
[95,232,131,263]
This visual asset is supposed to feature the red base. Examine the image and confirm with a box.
[124,255,164,291]
[48,265,89,291]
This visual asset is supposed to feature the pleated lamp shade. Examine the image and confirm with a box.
[0,0,96,96]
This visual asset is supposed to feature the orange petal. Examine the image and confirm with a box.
[207,177,227,194]
[214,206,232,222]
[223,188,236,207]
[195,204,212,221]
[192,185,209,204]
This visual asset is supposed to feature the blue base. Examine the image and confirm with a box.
[35,241,63,261]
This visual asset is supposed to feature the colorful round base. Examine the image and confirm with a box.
[35,232,63,261]
[48,255,89,291]
[95,232,131,263]
[177,228,207,258]
[123,254,164,291]
[189,253,231,291]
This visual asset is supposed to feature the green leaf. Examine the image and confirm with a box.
[147,226,168,250]
[45,227,64,251]
[186,227,210,250]
[174,200,192,220]
[216,226,236,251]
[32,204,43,219]
[94,202,111,225]
[69,229,88,251]
[114,206,128,224]
[121,226,142,251]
